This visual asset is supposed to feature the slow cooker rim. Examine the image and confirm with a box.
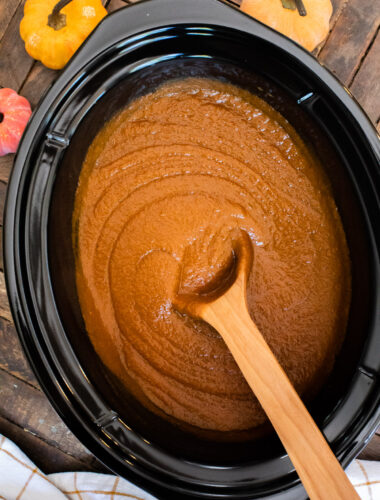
[3,0,380,498]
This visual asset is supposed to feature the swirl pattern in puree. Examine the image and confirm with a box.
[73,78,351,433]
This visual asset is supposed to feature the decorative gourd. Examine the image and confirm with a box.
[0,89,32,157]
[240,0,333,51]
[20,0,107,70]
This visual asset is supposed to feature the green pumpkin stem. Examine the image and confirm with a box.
[281,0,307,16]
[48,0,73,30]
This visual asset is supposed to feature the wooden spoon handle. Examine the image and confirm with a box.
[202,287,359,500]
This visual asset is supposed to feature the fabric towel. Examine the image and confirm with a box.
[0,433,379,499]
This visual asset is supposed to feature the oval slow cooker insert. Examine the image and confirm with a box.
[4,1,380,499]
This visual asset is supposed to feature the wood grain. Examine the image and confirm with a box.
[0,0,33,92]
[0,272,12,323]
[0,368,102,468]
[20,63,57,109]
[0,156,13,184]
[0,0,21,43]
[360,433,380,462]
[0,230,3,272]
[107,0,134,12]
[329,0,348,27]
[0,317,38,387]
[316,0,348,56]
[350,29,380,123]
[0,414,101,474]
[0,182,6,225]
[319,0,380,85]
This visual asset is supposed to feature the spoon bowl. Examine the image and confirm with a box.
[174,230,253,317]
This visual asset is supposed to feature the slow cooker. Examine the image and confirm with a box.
[4,0,380,498]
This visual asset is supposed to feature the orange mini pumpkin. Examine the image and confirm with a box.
[20,0,107,70]
[240,0,333,51]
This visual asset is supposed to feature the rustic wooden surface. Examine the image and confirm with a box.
[0,0,379,475]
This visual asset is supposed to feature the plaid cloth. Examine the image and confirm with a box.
[0,434,379,499]
[0,435,155,500]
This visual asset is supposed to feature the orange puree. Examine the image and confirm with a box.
[73,78,351,432]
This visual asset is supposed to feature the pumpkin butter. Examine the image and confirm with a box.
[73,78,351,433]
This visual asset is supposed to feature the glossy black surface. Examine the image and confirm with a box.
[3,0,380,498]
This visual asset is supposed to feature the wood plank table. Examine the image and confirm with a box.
[0,0,379,474]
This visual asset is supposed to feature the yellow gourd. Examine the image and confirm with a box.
[20,0,107,70]
[240,0,333,51]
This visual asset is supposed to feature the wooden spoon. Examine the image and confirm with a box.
[174,232,359,500]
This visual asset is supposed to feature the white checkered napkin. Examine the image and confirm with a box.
[0,433,380,500]
[0,435,66,500]
[49,472,157,500]
[346,459,380,500]
[0,435,156,500]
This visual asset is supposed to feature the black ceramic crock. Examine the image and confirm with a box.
[4,0,380,498]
